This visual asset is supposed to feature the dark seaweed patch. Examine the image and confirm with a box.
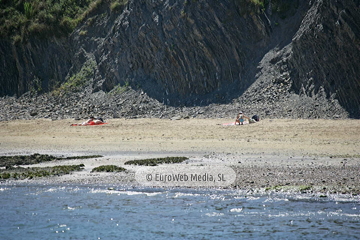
[91,165,127,173]
[0,164,85,180]
[124,157,188,166]
[0,153,102,167]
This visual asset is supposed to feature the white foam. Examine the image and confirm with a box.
[230,208,243,213]
[173,192,202,198]
[89,188,163,197]
[205,212,224,217]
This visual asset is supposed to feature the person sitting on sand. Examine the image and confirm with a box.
[249,115,260,124]
[81,116,104,126]
[235,111,250,125]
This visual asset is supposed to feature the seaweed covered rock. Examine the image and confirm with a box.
[0,153,57,167]
[124,157,188,166]
[91,165,127,173]
[0,164,85,180]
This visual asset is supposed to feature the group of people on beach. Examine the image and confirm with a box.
[73,112,257,126]
[235,111,259,125]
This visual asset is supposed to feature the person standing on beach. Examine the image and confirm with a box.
[235,111,250,125]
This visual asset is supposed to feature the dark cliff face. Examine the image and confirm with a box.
[81,0,273,106]
[1,0,360,118]
[0,38,71,96]
[289,0,360,118]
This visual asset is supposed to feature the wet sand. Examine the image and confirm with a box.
[1,118,359,194]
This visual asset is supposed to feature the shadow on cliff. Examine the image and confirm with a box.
[120,0,360,119]
[113,0,306,108]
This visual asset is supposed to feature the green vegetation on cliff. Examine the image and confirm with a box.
[0,0,293,43]
[0,0,102,42]
[52,58,97,95]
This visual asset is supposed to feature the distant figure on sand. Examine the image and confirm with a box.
[235,111,250,125]
[84,116,104,125]
[72,116,105,126]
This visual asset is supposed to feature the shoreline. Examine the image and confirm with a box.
[1,152,359,195]
[1,118,359,194]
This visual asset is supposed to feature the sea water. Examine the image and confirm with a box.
[0,184,359,240]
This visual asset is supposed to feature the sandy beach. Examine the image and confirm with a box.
[1,118,360,194]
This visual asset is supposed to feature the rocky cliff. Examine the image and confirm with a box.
[289,0,360,118]
[0,37,71,96]
[0,0,359,120]
[72,0,274,105]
